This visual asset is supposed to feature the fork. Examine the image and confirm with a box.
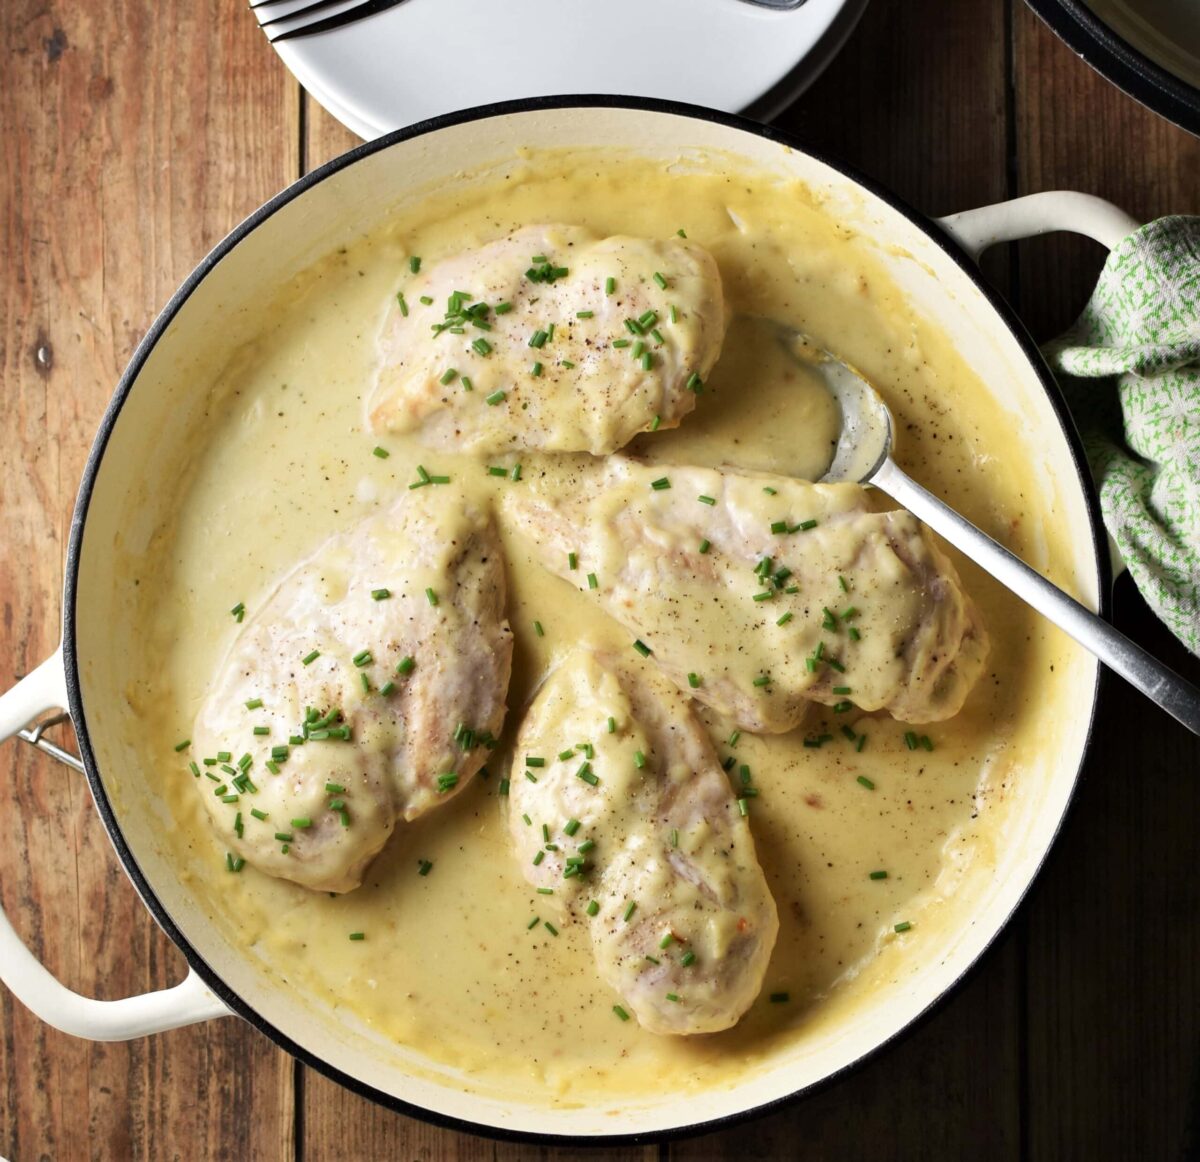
[250,0,410,43]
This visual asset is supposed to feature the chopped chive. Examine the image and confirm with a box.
[904,731,918,751]
[770,520,788,535]
[439,368,457,385]
[252,726,270,736]
[777,612,794,626]
[698,539,711,554]
[586,899,600,917]
[623,901,637,922]
[499,778,510,796]
[349,931,366,941]
[525,771,539,783]
[640,353,653,371]
[650,477,670,492]
[605,277,616,295]
[644,955,660,965]
[722,756,736,772]
[686,372,703,392]
[576,764,599,787]
[230,602,245,620]
[670,828,679,848]
[613,339,631,349]
[544,922,559,936]
[533,620,544,638]
[425,588,438,606]
[558,749,575,761]
[526,756,545,768]
[833,686,852,695]
[607,716,616,733]
[653,272,668,289]
[486,390,507,406]
[217,751,231,762]
[437,772,459,793]
[669,304,679,323]
[359,672,370,693]
[849,627,862,641]
[838,575,849,593]
[827,658,846,673]
[632,640,652,657]
[737,798,750,816]
[752,674,771,688]
[471,337,492,356]
[250,808,269,821]
[822,607,838,631]
[494,301,513,314]
[576,310,594,319]
[419,295,433,305]
[371,588,391,601]
[797,519,819,531]
[372,446,389,460]
[274,831,293,842]
[842,725,857,741]
[302,649,321,666]
[352,649,372,667]
[634,750,646,769]
[842,606,859,621]
[561,360,575,369]
[687,673,700,688]
[857,775,876,790]
[650,414,662,432]
[869,870,888,880]
[528,329,548,349]
[697,495,716,506]
[188,761,200,777]
[920,734,934,752]
[396,292,409,316]
[856,734,867,752]
[409,256,421,273]
[587,572,599,590]
[536,888,554,896]
[220,794,239,804]
[752,591,774,602]
[397,656,415,675]
[769,992,790,1004]
[174,738,192,753]
[291,817,312,829]
[613,1005,630,1022]
[650,329,664,344]
[527,915,539,930]
[532,850,545,866]
[564,818,581,836]
[487,465,507,477]
[461,375,473,391]
[894,921,913,933]
[681,951,696,967]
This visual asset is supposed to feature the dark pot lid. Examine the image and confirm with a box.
[1026,0,1200,137]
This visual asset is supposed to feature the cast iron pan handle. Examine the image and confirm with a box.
[0,652,230,1039]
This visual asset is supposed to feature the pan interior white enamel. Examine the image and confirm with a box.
[71,107,1099,1137]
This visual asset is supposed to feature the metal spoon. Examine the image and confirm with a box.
[782,331,1200,736]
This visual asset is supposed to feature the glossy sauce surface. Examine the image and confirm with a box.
[132,152,1073,1102]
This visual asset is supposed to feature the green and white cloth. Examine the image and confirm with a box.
[1044,216,1200,656]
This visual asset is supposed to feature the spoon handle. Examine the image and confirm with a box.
[873,457,1200,736]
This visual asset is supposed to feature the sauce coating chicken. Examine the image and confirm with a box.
[192,487,512,892]
[507,648,779,1035]
[368,225,727,454]
[505,457,988,731]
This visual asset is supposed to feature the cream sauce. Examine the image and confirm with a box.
[132,152,1073,1103]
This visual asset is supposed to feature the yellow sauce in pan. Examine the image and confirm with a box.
[128,151,1076,1102]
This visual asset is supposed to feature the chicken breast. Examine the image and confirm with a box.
[368,225,727,454]
[505,457,987,731]
[507,648,778,1035]
[192,487,512,892]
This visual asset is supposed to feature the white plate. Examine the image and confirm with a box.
[259,0,869,139]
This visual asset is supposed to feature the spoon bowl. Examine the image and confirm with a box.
[775,325,1200,736]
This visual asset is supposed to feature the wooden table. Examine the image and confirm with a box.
[2,2,1198,1157]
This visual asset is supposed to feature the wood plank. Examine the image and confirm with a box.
[675,5,1021,1158]
[0,1,300,1158]
[304,95,362,171]
[1013,7,1200,1159]
[301,1067,656,1162]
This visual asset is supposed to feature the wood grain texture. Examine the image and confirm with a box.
[1014,8,1200,1159]
[0,0,299,1158]
[2,0,1200,1158]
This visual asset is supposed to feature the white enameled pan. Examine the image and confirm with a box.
[0,98,1136,1142]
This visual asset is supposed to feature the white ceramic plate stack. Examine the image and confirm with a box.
[255,0,869,138]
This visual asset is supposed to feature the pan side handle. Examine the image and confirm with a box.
[0,651,230,1040]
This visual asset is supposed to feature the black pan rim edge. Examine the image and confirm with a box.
[1025,0,1200,137]
[59,92,1110,1147]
